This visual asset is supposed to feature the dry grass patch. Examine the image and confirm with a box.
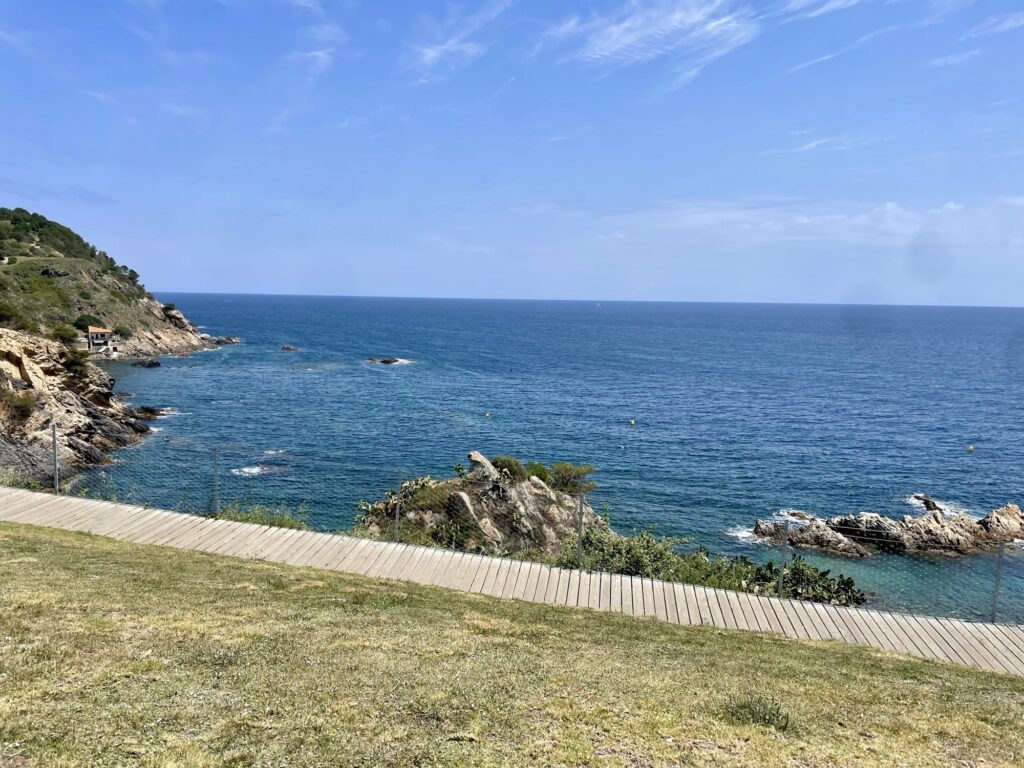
[1,522,1023,767]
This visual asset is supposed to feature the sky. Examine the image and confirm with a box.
[1,0,1022,305]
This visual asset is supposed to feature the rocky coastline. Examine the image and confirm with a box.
[753,496,1024,558]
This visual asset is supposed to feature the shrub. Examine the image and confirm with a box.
[5,255,16,265]
[61,350,91,378]
[212,501,310,530]
[491,455,528,483]
[548,462,597,494]
[722,692,790,731]
[73,314,103,333]
[113,325,133,340]
[0,299,32,331]
[556,526,865,607]
[162,303,177,315]
[525,461,552,484]
[49,324,79,345]
[0,388,37,420]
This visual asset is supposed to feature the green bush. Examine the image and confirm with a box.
[113,325,133,340]
[212,501,310,530]
[525,461,552,484]
[491,455,528,483]
[48,324,80,344]
[162,303,177,315]
[73,314,103,333]
[722,692,790,731]
[0,299,33,331]
[61,349,91,378]
[5,255,16,265]
[0,388,37,420]
[548,462,597,494]
[556,526,865,607]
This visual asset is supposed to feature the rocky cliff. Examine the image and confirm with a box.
[0,328,154,485]
[356,451,607,555]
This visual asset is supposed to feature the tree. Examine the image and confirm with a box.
[548,462,597,495]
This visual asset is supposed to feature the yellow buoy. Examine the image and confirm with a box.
[629,419,636,428]
[967,444,974,453]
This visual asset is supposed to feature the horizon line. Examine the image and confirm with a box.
[150,290,1024,311]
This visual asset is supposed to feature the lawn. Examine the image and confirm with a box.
[1,522,1022,767]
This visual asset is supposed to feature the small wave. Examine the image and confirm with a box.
[263,449,287,457]
[231,466,268,477]
[773,508,813,527]
[1012,539,1024,550]
[156,409,190,419]
[904,494,979,520]
[149,426,163,433]
[725,526,764,544]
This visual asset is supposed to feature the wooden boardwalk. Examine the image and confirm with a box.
[2,486,1023,677]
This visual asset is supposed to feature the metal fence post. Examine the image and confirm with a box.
[210,448,220,515]
[51,421,59,493]
[992,543,1005,623]
[393,474,402,542]
[777,522,790,599]
[576,494,584,570]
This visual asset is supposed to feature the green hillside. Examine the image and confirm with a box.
[0,207,167,339]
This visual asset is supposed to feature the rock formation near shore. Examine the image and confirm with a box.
[0,328,153,484]
[754,501,1024,558]
[356,451,606,555]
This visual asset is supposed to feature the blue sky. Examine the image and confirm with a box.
[1,0,1022,304]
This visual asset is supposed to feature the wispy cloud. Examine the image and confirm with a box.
[762,135,889,154]
[964,12,1024,38]
[160,101,204,120]
[0,25,31,54]
[928,48,979,66]
[786,0,866,20]
[281,0,323,13]
[410,0,514,81]
[787,25,898,73]
[544,0,761,88]
[306,22,346,44]
[288,47,335,83]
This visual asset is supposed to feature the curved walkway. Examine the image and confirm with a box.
[1,486,1022,676]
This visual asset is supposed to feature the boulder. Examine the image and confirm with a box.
[39,266,70,277]
[131,359,161,368]
[466,450,499,483]
[280,344,299,351]
[368,357,401,364]
[754,519,870,558]
[912,493,942,512]
[979,504,1024,539]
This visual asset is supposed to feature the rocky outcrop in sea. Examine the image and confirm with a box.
[753,497,1024,558]
[356,451,606,555]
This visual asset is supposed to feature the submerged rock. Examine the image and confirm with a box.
[280,344,299,351]
[368,357,402,365]
[131,359,161,368]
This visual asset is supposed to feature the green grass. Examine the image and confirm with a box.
[1,523,1023,767]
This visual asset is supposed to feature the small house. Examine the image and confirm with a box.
[87,326,116,351]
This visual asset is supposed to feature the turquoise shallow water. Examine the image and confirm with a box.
[81,295,1024,621]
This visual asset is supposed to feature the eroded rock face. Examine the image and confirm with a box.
[0,328,151,484]
[754,503,1024,558]
[356,451,606,555]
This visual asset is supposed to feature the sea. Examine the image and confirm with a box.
[80,295,1024,622]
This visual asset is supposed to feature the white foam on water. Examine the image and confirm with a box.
[773,508,813,527]
[263,449,286,456]
[231,466,267,477]
[725,526,764,544]
[904,494,979,520]
[149,426,163,433]
[1012,539,1024,550]
[156,409,190,419]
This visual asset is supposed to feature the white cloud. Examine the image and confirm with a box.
[288,47,335,82]
[160,101,204,119]
[306,23,346,44]
[544,0,761,88]
[928,48,980,66]
[787,25,898,73]
[411,0,514,81]
[761,135,888,154]
[964,12,1024,38]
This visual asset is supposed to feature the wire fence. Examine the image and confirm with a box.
[21,427,1024,627]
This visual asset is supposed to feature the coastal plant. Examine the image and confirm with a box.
[722,691,791,731]
[211,501,310,530]
[548,462,597,494]
[72,314,103,333]
[60,349,91,379]
[0,387,38,421]
[491,456,528,483]
[525,461,551,484]
[556,526,866,607]
[48,324,80,345]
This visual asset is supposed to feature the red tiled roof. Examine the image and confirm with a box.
[87,326,112,334]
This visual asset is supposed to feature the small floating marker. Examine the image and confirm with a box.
[629,419,635,428]
[484,412,492,418]
[967,444,975,453]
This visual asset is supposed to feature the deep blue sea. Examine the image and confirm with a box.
[82,295,1024,622]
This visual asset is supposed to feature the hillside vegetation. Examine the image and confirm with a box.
[0,207,178,343]
[1,522,1022,767]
